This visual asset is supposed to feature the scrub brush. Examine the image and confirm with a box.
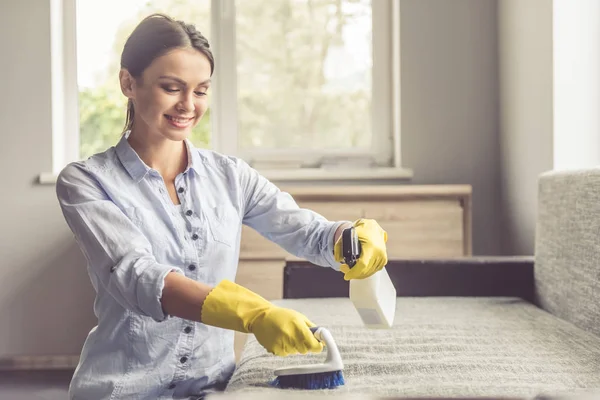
[270,326,345,390]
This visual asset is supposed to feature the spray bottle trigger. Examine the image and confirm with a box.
[342,227,362,268]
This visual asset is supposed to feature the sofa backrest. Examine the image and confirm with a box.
[534,168,600,338]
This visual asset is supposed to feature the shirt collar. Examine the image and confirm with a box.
[184,136,204,176]
[115,131,205,182]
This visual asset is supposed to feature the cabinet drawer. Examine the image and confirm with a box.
[239,187,471,260]
[297,201,364,221]
[381,221,464,257]
[239,225,287,259]
[362,200,462,221]
[235,260,286,300]
[362,200,464,257]
[381,200,464,257]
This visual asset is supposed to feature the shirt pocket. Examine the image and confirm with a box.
[122,206,168,248]
[206,206,239,248]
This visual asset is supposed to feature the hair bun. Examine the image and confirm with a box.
[186,24,197,34]
[180,22,210,49]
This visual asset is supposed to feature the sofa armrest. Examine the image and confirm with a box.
[283,256,535,302]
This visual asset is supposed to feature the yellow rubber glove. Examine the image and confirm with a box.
[201,280,323,356]
[334,219,388,281]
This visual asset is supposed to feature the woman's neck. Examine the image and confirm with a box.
[127,129,188,181]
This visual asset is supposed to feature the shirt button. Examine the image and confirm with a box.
[168,383,176,390]
[188,264,196,271]
[178,187,185,193]
[180,356,188,364]
[184,326,192,334]
[186,210,193,216]
[191,234,199,240]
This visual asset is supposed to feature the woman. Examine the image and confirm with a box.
[56,13,388,400]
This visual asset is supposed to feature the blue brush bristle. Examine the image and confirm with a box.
[270,370,345,390]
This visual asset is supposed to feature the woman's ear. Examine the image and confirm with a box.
[119,69,135,99]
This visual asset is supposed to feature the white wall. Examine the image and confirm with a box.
[400,0,502,256]
[0,1,97,357]
[497,0,554,255]
[498,0,600,255]
[0,0,501,358]
[553,0,600,170]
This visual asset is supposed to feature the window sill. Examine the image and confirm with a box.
[37,167,413,185]
[0,354,80,371]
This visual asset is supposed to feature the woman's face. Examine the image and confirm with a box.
[120,47,212,142]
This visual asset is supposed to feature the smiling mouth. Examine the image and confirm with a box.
[165,115,194,123]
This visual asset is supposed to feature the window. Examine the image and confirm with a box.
[44,0,408,183]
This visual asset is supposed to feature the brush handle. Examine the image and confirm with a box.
[309,326,321,341]
[310,326,330,343]
[273,326,344,376]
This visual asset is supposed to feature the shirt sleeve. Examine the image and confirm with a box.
[55,163,184,322]
[234,157,349,270]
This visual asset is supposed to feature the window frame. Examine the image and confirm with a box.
[40,0,410,184]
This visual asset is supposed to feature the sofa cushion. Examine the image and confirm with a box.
[535,169,600,338]
[224,297,600,398]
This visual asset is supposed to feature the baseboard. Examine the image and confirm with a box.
[0,355,79,371]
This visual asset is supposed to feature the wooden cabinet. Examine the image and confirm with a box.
[236,185,472,264]
[233,184,472,360]
[235,260,286,301]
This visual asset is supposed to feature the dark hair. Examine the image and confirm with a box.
[120,13,214,133]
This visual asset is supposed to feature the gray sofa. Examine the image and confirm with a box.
[212,169,600,400]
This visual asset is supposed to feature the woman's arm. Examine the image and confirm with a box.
[159,222,349,326]
[231,156,387,279]
[56,162,190,322]
[161,272,212,322]
[234,157,350,270]
[161,273,325,357]
[57,160,325,356]
[333,221,353,245]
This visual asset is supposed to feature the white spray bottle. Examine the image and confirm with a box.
[341,227,396,329]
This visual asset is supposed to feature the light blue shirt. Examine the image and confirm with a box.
[56,132,344,399]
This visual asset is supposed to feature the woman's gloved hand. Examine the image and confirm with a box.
[334,219,388,281]
[201,280,323,356]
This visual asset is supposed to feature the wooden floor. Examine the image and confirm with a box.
[0,370,73,399]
